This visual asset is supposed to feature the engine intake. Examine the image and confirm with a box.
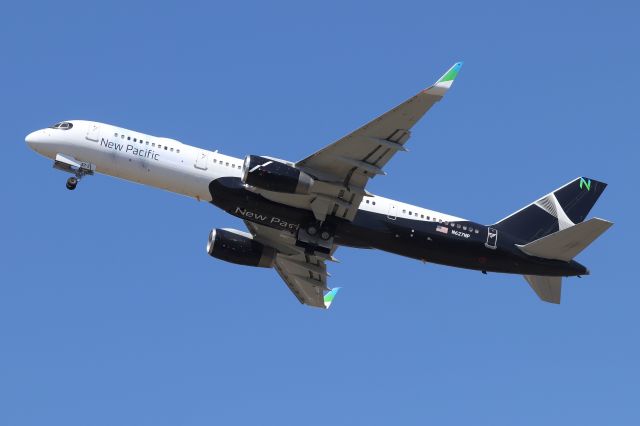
[207,228,275,268]
[242,155,314,194]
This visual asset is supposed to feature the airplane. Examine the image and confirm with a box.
[25,62,613,309]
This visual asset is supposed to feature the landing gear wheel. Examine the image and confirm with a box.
[66,177,78,190]
[320,231,332,241]
[307,225,318,236]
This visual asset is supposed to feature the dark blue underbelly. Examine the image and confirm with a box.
[208,177,586,277]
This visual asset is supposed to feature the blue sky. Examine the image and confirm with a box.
[2,1,637,425]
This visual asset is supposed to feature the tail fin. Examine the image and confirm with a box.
[517,217,613,262]
[493,177,607,243]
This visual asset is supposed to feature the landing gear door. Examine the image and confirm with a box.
[485,227,498,249]
[194,151,208,170]
[85,123,100,142]
[387,203,397,220]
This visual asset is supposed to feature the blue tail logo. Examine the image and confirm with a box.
[579,178,591,191]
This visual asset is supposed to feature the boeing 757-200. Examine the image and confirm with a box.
[25,63,612,308]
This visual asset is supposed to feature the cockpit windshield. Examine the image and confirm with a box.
[49,122,73,130]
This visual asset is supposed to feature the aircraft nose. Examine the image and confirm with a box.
[25,130,45,150]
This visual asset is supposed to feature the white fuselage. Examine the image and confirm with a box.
[25,120,464,224]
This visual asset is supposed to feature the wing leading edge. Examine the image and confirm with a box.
[294,62,462,222]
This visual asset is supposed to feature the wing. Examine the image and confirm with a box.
[295,62,463,221]
[244,221,341,309]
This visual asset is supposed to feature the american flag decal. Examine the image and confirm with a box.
[436,225,448,234]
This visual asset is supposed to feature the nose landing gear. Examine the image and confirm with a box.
[63,169,90,190]
[66,177,78,190]
[53,153,95,192]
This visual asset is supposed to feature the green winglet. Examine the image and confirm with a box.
[437,62,463,83]
[324,287,341,309]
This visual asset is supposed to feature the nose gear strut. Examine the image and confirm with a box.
[53,153,95,191]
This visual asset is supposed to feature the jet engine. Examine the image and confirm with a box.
[206,228,276,268]
[242,155,314,194]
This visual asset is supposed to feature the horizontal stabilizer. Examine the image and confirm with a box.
[517,218,613,262]
[524,275,562,304]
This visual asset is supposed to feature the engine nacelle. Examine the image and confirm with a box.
[242,155,314,194]
[206,228,275,268]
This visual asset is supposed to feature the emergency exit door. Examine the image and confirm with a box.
[194,152,208,170]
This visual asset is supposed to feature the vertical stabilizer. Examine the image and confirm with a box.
[494,177,607,243]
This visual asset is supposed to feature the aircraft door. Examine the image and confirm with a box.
[485,227,498,249]
[85,123,100,142]
[387,203,397,220]
[194,151,208,170]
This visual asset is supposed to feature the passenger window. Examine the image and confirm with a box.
[146,141,149,145]
[121,135,125,139]
[133,138,137,142]
[463,226,467,231]
[372,201,376,205]
[127,136,131,141]
[164,146,168,150]
[152,143,155,147]
[226,162,229,166]
[177,149,180,153]
[170,148,174,152]
[114,133,118,137]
